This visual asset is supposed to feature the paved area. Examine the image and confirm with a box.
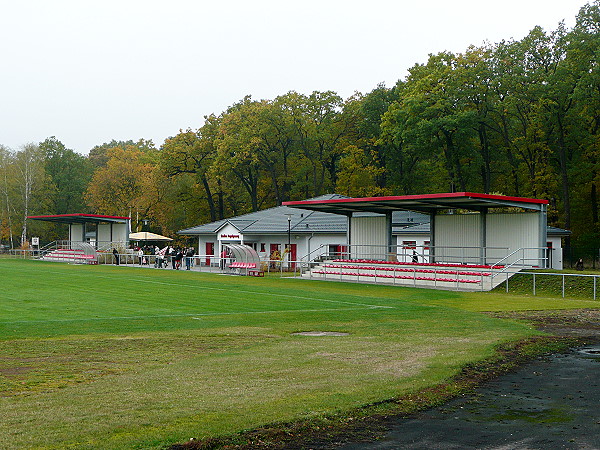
[339,343,600,449]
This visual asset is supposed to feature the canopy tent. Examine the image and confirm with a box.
[129,231,172,241]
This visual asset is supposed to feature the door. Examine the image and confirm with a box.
[289,243,297,269]
[205,242,214,266]
[546,241,553,268]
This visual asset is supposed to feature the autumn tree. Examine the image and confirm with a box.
[85,144,168,232]
[161,127,221,223]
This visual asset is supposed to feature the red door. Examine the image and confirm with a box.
[289,244,297,269]
[336,245,348,259]
[205,242,214,266]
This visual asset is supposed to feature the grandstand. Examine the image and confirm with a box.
[284,192,553,291]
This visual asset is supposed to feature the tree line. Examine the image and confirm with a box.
[1,2,598,249]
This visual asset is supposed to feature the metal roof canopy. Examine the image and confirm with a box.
[28,213,130,225]
[283,192,548,215]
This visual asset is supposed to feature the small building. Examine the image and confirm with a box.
[28,213,131,249]
[178,194,349,266]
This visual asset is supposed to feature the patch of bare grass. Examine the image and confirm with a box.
[0,331,272,397]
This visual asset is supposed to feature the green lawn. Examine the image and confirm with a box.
[0,259,596,449]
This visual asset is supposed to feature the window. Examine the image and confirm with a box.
[402,240,416,249]
[260,243,266,252]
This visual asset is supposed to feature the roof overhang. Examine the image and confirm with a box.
[283,192,548,215]
[28,214,130,225]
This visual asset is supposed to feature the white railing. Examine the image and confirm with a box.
[303,244,512,266]
[490,247,550,284]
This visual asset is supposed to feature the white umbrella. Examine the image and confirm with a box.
[129,231,173,241]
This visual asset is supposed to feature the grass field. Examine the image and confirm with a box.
[1,259,598,449]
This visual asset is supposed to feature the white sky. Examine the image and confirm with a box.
[0,0,590,154]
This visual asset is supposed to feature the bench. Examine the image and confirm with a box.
[312,270,481,284]
[228,261,263,276]
[248,269,264,277]
[229,262,257,269]
[322,264,490,277]
[43,250,98,264]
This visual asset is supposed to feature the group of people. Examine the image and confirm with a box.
[112,245,196,270]
[154,246,196,270]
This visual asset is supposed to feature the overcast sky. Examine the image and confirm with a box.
[0,0,590,154]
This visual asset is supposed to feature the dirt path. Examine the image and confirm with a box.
[335,309,600,449]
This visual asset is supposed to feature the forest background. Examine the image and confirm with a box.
[1,3,599,251]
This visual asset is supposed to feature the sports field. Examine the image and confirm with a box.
[1,259,597,449]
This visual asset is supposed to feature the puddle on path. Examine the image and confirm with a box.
[340,346,600,449]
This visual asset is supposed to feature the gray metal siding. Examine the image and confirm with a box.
[350,216,387,259]
[434,214,481,263]
[488,213,540,265]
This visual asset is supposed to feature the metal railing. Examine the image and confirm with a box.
[301,243,513,266]
[490,247,551,288]
[498,270,600,300]
[4,251,600,299]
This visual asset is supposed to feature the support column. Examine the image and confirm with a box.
[430,211,436,263]
[480,209,487,265]
[346,213,352,258]
[386,211,393,261]
[539,204,548,267]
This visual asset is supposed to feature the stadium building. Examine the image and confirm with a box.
[178,193,569,270]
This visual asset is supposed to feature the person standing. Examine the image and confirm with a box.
[170,246,176,269]
[186,247,195,270]
[112,248,120,265]
[175,248,183,270]
[412,250,419,264]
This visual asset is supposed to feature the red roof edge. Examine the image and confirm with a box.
[283,192,548,206]
[28,213,131,220]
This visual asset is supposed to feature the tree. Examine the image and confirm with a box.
[354,84,397,191]
[40,137,93,214]
[85,144,167,232]
[88,139,155,169]
[282,91,349,196]
[11,144,53,246]
[0,146,15,248]
[383,52,479,193]
[161,127,221,222]
[214,97,268,211]
[336,145,387,197]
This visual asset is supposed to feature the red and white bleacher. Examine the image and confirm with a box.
[42,249,98,264]
[307,258,506,290]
